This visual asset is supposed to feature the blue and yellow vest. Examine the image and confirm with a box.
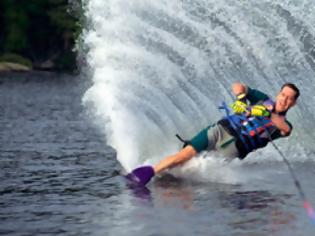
[218,87,292,159]
[218,114,279,159]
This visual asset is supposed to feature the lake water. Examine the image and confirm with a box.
[1,72,315,236]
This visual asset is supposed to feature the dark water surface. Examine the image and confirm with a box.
[0,73,314,236]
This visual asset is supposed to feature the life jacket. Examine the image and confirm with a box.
[218,101,280,159]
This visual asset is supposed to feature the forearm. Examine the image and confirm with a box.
[271,114,291,136]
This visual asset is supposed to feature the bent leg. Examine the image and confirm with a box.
[153,123,230,175]
[153,125,214,175]
[154,145,197,174]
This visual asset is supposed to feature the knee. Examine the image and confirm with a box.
[174,145,197,164]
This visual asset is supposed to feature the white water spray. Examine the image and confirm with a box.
[81,0,315,173]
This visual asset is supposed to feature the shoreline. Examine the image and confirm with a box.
[0,61,79,78]
[0,60,79,74]
[0,62,32,72]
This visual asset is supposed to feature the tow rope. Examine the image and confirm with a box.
[265,128,315,225]
[224,93,315,225]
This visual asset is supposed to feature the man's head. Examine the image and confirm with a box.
[275,83,300,113]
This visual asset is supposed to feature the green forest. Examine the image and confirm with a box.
[0,0,81,72]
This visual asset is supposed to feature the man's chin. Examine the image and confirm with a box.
[275,106,287,113]
[279,108,289,113]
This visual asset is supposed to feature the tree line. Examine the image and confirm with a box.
[0,0,82,72]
